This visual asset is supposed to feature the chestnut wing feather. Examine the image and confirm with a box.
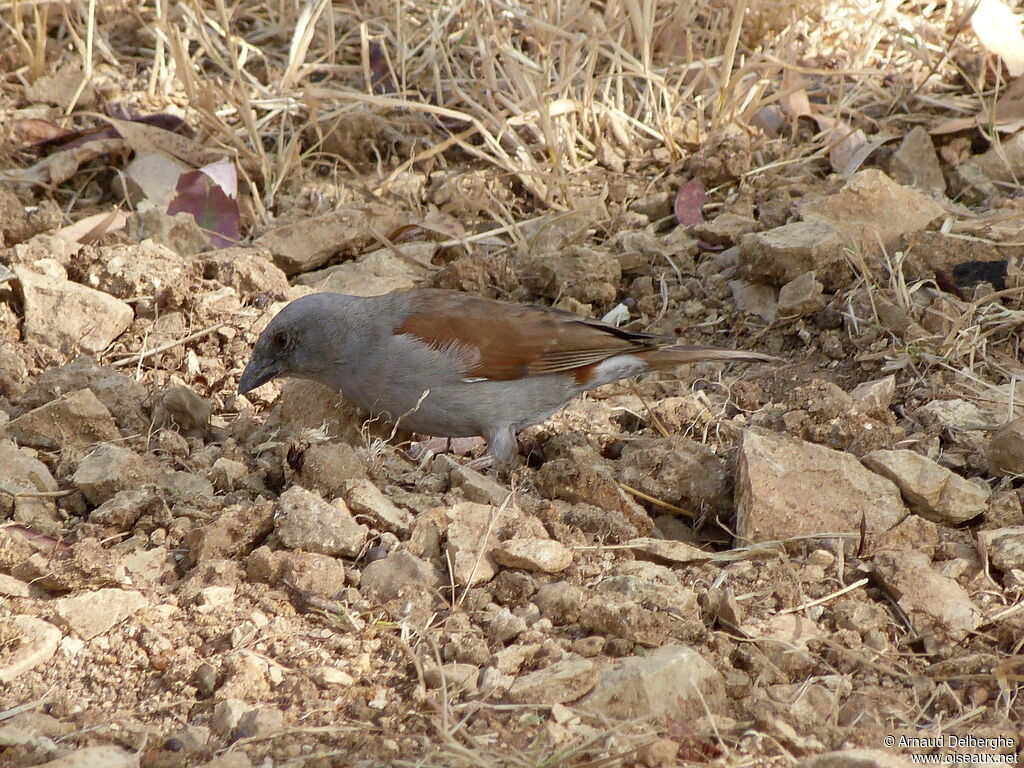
[395,290,666,380]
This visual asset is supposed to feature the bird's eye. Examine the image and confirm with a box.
[273,330,289,348]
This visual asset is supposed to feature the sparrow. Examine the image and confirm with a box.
[238,289,775,461]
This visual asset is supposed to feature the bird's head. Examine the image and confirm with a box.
[237,293,360,395]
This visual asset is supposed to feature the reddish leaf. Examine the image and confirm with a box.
[675,179,707,226]
[167,160,240,249]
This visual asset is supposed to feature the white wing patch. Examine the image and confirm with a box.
[585,354,650,389]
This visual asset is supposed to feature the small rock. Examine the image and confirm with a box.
[18,357,149,434]
[52,588,148,640]
[520,246,621,305]
[738,220,846,290]
[862,449,989,524]
[487,607,528,644]
[580,593,671,647]
[987,418,1024,476]
[90,487,162,530]
[493,643,539,674]
[256,205,404,275]
[340,479,412,535]
[889,125,946,197]
[445,501,540,587]
[982,527,1024,573]
[618,436,731,517]
[15,266,133,354]
[423,662,479,692]
[695,212,759,245]
[72,443,156,505]
[850,375,896,414]
[235,706,284,740]
[582,644,725,719]
[637,738,681,768]
[202,247,290,296]
[534,582,587,625]
[296,442,367,496]
[536,448,651,535]
[153,385,212,438]
[276,486,368,558]
[492,538,572,573]
[916,398,990,430]
[777,271,826,317]
[210,458,249,492]
[736,429,905,543]
[310,665,355,687]
[873,548,981,649]
[728,279,777,322]
[800,169,943,260]
[0,439,60,529]
[507,655,597,705]
[184,499,275,566]
[445,458,511,506]
[571,636,605,657]
[211,699,248,737]
[277,550,348,598]
[361,550,441,603]
[7,389,120,453]
[0,615,61,683]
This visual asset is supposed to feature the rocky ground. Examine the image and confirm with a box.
[2,2,1024,767]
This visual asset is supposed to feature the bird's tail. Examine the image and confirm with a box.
[644,345,779,369]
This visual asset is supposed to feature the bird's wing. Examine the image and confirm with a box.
[394,290,667,381]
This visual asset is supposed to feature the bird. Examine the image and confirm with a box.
[238,289,775,462]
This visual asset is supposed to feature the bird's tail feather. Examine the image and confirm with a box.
[645,345,778,368]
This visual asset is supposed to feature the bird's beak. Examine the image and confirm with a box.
[238,354,281,394]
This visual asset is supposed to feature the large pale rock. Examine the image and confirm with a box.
[873,549,981,648]
[15,266,133,354]
[982,527,1024,572]
[33,746,139,768]
[17,356,149,434]
[0,615,61,683]
[72,443,157,506]
[0,439,59,526]
[276,486,368,558]
[53,588,148,640]
[317,246,433,296]
[582,644,725,720]
[799,169,944,257]
[361,550,441,603]
[862,449,989,524]
[255,206,405,275]
[738,220,846,289]
[492,538,572,573]
[340,479,412,535]
[444,502,545,587]
[506,655,597,705]
[735,430,906,543]
[7,389,120,453]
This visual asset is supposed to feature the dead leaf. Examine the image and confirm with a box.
[99,114,220,167]
[167,160,241,249]
[54,210,129,248]
[674,179,706,226]
[0,137,128,185]
[126,151,193,209]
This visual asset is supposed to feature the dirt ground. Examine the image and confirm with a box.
[1,1,1024,767]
